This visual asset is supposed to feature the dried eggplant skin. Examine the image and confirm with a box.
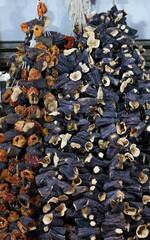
[4,130,24,142]
[6,113,25,125]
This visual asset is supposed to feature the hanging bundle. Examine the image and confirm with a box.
[65,0,91,34]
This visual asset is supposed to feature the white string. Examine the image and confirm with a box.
[65,0,91,33]
[29,35,37,48]
[10,77,16,88]
[30,0,41,48]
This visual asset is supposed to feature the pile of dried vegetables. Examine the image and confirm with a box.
[0,2,74,239]
[0,2,150,240]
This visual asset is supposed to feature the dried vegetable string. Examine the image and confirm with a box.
[0,1,150,240]
[0,1,69,239]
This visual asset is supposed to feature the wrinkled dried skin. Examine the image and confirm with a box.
[20,22,29,33]
[0,149,7,162]
[37,2,47,17]
[0,183,10,197]
[13,135,27,148]
[50,45,60,56]
[0,217,8,229]
[25,153,39,169]
[27,87,39,104]
[15,51,24,63]
[10,174,22,186]
[48,56,58,68]
[33,25,44,38]
[8,158,18,171]
[21,67,28,79]
[7,211,19,222]
[64,35,76,49]
[0,134,5,144]
[28,68,42,81]
[30,195,41,208]
[27,87,39,97]
[27,134,39,146]
[36,41,47,50]
[26,106,40,119]
[21,206,35,217]
[46,76,56,88]
[3,192,16,203]
[0,169,12,181]
[43,92,55,101]
[0,231,8,240]
[2,88,12,103]
[15,106,27,116]
[44,111,54,122]
[11,229,27,240]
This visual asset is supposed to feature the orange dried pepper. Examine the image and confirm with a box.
[0,169,12,181]
[27,134,39,146]
[15,106,27,116]
[0,183,10,197]
[20,169,35,179]
[20,22,29,34]
[13,135,27,148]
[37,2,47,17]
[3,193,16,203]
[0,150,7,162]
[0,217,8,229]
[14,121,25,132]
[33,25,44,38]
[21,67,28,79]
[0,134,5,144]
[28,68,42,81]
[7,211,19,222]
[10,174,22,186]
[2,88,12,103]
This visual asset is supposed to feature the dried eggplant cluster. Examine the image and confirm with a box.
[35,5,150,240]
[0,2,75,240]
[1,3,150,240]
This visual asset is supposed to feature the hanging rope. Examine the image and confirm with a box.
[35,0,41,19]
[65,0,91,34]
[113,0,115,6]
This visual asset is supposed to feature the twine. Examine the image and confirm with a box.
[65,0,91,33]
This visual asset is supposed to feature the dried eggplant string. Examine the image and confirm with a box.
[1,2,150,240]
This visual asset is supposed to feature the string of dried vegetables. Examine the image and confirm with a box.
[0,2,150,240]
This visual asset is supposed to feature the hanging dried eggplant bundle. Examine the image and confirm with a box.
[1,1,150,239]
[35,4,150,240]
